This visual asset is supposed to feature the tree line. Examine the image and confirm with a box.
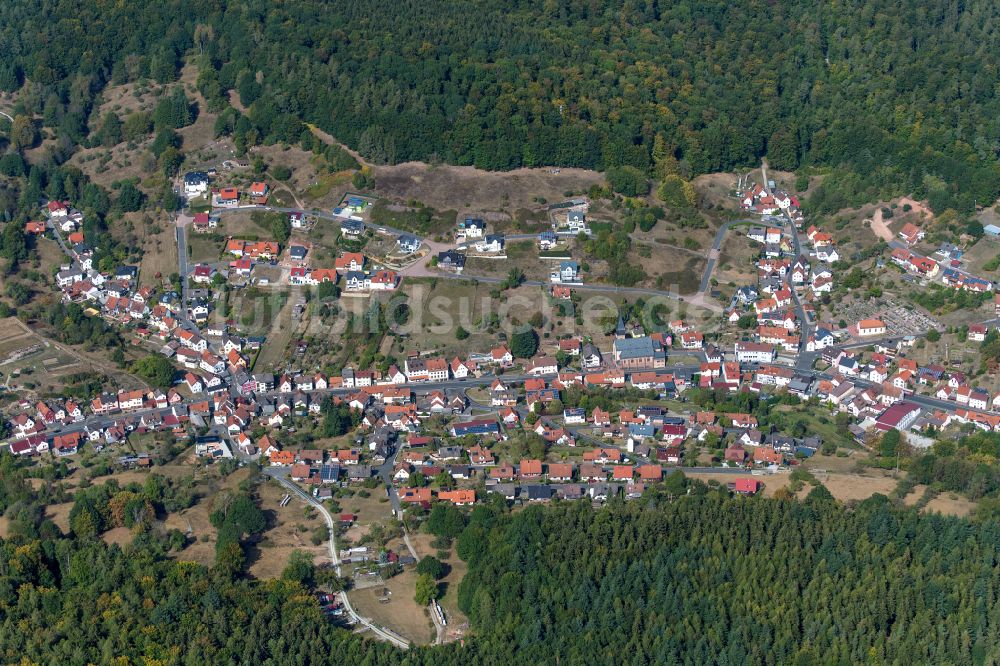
[2,0,1000,214]
[4,450,1000,663]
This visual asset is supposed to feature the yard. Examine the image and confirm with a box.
[683,471,790,498]
[369,201,458,238]
[349,569,436,644]
[403,531,469,640]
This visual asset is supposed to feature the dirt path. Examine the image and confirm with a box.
[868,197,932,243]
[9,317,150,389]
[868,208,894,242]
[308,125,370,168]
[275,182,304,209]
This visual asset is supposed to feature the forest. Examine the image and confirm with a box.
[456,490,1000,665]
[3,447,1000,664]
[0,0,999,213]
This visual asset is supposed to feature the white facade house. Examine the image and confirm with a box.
[183,172,210,197]
[734,342,776,364]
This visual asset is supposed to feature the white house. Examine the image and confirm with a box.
[561,210,590,234]
[397,235,421,254]
[460,218,486,238]
[815,246,840,263]
[183,172,210,198]
[857,319,887,337]
[734,342,775,364]
[551,261,580,284]
[475,234,505,254]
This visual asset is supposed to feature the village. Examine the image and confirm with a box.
[13,162,1000,480]
[8,159,1000,643]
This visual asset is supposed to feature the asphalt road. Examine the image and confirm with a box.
[698,218,756,294]
[174,221,201,332]
[48,221,76,261]
[211,205,703,304]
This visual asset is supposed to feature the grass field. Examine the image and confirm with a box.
[33,237,68,275]
[248,479,329,579]
[349,569,436,644]
[0,317,37,358]
[339,493,394,544]
[924,493,977,518]
[407,531,469,636]
[161,467,255,567]
[188,233,223,264]
[128,213,178,284]
[714,232,759,289]
[249,292,296,371]
[305,170,354,205]
[369,201,457,237]
[374,163,604,217]
[650,254,706,295]
[814,472,899,503]
[959,236,1000,277]
[45,501,74,534]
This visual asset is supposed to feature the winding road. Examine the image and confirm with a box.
[266,469,412,650]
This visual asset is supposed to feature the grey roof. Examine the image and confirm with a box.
[489,483,518,498]
[437,250,466,267]
[524,485,553,500]
[398,234,420,249]
[348,465,372,479]
[613,336,659,360]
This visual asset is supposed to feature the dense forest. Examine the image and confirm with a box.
[1,0,1000,212]
[457,491,1000,665]
[3,448,1000,664]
